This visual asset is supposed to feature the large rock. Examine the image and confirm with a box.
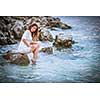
[53,33,74,49]
[11,20,24,39]
[2,52,30,66]
[46,16,71,29]
[39,29,53,42]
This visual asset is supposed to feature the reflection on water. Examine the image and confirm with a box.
[0,16,100,83]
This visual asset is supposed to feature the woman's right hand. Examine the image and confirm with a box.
[29,42,39,50]
[30,41,38,44]
[29,42,35,48]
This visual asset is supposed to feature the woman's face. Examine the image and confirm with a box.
[31,26,37,32]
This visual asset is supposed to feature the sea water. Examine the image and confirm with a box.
[0,16,100,83]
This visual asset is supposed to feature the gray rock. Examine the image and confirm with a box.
[11,20,24,39]
[39,29,53,42]
[46,16,71,29]
[0,31,17,45]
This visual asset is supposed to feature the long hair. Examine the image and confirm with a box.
[28,23,38,38]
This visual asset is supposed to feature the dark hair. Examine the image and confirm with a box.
[28,23,38,37]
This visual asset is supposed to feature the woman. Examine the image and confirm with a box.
[18,23,40,64]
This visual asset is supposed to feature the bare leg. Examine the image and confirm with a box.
[33,47,38,62]
[30,43,39,64]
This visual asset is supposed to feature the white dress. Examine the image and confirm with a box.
[17,30,32,53]
[17,30,35,62]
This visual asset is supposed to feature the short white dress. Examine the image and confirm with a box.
[17,30,32,53]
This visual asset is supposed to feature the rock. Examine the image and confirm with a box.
[39,47,53,54]
[39,29,53,42]
[7,38,17,44]
[0,16,72,45]
[47,21,70,29]
[11,20,24,39]
[3,52,30,66]
[46,17,71,29]
[0,31,17,45]
[0,17,18,45]
[53,34,74,49]
[58,22,71,29]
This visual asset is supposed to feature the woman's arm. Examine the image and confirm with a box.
[22,39,30,47]
[37,31,40,38]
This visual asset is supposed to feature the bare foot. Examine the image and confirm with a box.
[31,59,36,65]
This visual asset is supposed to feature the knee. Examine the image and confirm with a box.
[36,44,40,49]
[33,44,39,50]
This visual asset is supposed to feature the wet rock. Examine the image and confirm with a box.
[39,29,53,42]
[3,52,30,66]
[53,34,74,49]
[39,47,53,54]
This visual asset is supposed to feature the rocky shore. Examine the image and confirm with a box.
[0,16,71,45]
[1,16,75,65]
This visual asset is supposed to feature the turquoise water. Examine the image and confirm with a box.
[0,16,100,83]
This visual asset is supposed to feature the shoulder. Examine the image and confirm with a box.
[24,30,30,34]
[22,30,30,38]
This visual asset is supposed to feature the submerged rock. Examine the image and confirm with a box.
[3,52,30,66]
[39,47,53,54]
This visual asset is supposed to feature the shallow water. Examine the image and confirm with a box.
[0,16,100,83]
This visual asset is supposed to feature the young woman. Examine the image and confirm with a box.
[18,23,40,64]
